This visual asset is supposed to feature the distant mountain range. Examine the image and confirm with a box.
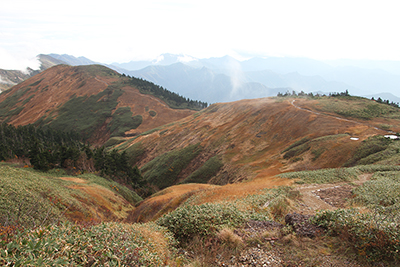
[112,53,400,103]
[1,53,400,104]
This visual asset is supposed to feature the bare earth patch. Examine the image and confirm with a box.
[295,174,372,214]
[59,177,88,183]
[314,184,354,208]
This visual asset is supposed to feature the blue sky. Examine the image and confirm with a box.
[1,0,400,70]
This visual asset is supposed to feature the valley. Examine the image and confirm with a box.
[1,63,400,266]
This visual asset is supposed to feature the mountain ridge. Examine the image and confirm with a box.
[3,53,400,104]
[113,95,400,192]
[0,64,198,145]
[113,53,400,103]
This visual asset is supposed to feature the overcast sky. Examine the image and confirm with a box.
[1,0,400,70]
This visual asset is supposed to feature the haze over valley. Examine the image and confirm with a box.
[2,53,400,105]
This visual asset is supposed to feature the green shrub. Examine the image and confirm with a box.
[312,208,400,262]
[268,195,291,220]
[355,165,400,173]
[45,85,123,138]
[124,142,145,166]
[283,142,311,159]
[103,137,125,148]
[181,155,223,184]
[0,221,177,266]
[0,87,30,120]
[352,171,400,207]
[29,78,44,87]
[344,136,393,167]
[317,97,400,120]
[108,107,142,137]
[156,202,247,242]
[323,169,400,263]
[282,137,311,153]
[149,110,157,117]
[141,143,202,189]
[278,167,359,184]
[78,65,118,77]
[0,165,142,228]
[311,148,325,161]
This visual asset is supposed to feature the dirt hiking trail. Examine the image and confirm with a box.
[295,173,372,215]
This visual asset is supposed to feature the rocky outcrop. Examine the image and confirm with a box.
[285,212,324,238]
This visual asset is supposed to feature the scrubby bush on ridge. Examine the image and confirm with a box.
[156,202,247,242]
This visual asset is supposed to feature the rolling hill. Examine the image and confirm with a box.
[113,95,400,192]
[0,64,200,145]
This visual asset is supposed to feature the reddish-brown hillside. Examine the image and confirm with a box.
[119,96,396,187]
[0,64,195,144]
[122,96,400,222]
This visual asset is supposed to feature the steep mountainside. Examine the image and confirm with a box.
[0,64,196,144]
[115,96,400,191]
[0,69,33,92]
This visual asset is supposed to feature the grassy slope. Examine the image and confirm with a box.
[2,95,400,266]
[0,64,195,144]
[118,96,400,191]
[122,96,400,265]
[0,163,142,227]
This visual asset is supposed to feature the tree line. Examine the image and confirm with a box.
[277,90,319,98]
[122,74,208,110]
[277,89,399,109]
[0,123,144,188]
[371,96,400,108]
[277,89,351,98]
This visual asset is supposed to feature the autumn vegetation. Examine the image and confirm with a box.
[2,64,400,266]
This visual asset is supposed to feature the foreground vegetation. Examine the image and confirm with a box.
[1,222,176,266]
[312,169,400,262]
[2,159,400,265]
[0,164,142,227]
[2,92,400,265]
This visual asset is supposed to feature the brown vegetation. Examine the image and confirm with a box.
[122,97,387,185]
[0,65,194,144]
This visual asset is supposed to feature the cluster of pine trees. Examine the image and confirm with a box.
[329,90,351,97]
[277,90,317,97]
[0,123,144,188]
[122,74,208,110]
[371,97,400,108]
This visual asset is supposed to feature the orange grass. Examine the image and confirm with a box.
[63,179,135,222]
[131,175,293,222]
[127,184,214,222]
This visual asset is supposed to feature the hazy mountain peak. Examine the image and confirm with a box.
[48,54,96,66]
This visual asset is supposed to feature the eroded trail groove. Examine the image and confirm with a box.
[294,173,373,214]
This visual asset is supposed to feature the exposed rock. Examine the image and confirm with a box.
[284,212,323,238]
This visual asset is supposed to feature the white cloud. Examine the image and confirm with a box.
[0,47,40,70]
[1,0,400,69]
[178,55,196,63]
